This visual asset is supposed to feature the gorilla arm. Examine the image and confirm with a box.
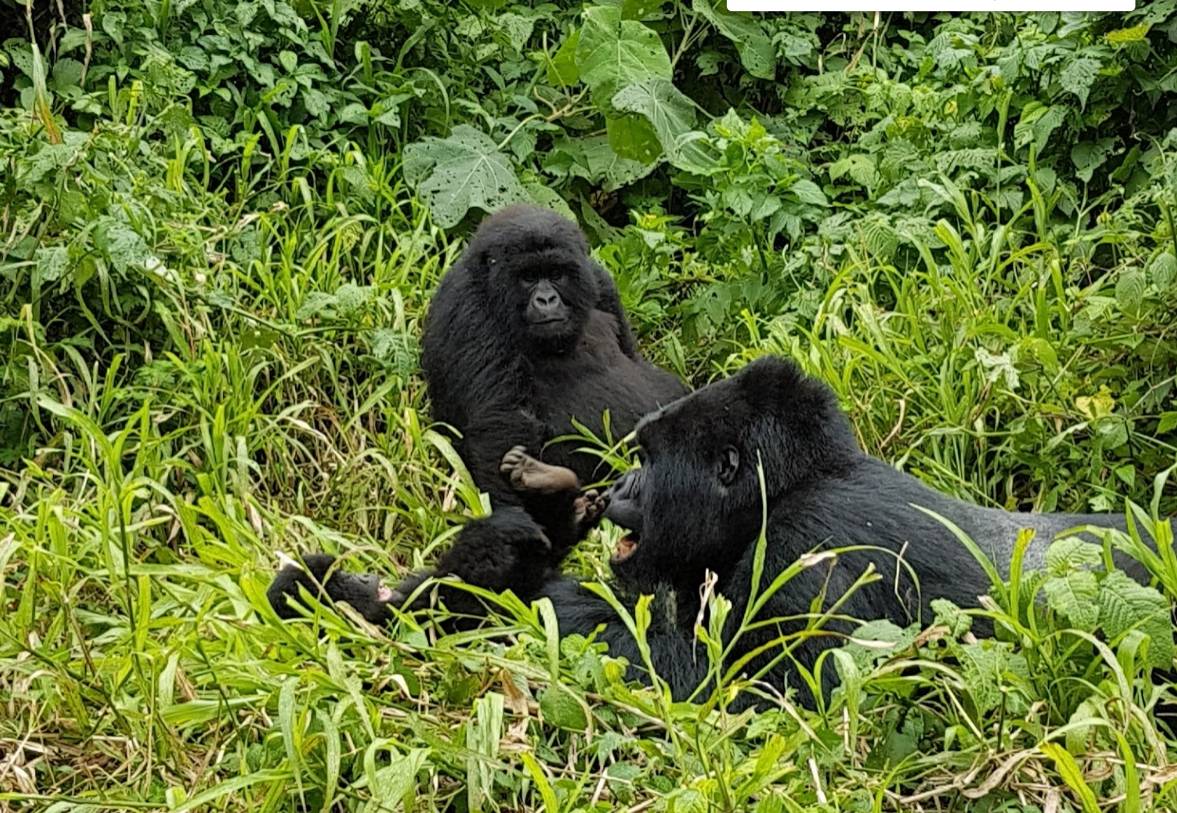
[267,509,557,629]
[455,407,549,508]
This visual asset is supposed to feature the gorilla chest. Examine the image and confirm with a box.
[531,353,654,434]
[531,313,658,420]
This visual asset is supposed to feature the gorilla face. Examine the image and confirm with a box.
[603,357,858,592]
[472,206,600,351]
[604,380,763,590]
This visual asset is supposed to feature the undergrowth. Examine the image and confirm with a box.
[2,2,1177,810]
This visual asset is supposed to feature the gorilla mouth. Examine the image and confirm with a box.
[611,533,639,565]
[528,315,567,325]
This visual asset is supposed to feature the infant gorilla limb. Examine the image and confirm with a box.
[267,448,605,626]
[266,552,394,625]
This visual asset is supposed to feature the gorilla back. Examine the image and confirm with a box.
[421,205,686,506]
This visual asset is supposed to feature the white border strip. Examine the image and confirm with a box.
[728,2,1135,9]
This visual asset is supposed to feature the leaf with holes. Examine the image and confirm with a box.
[93,218,150,273]
[35,246,69,283]
[691,0,775,79]
[611,78,696,162]
[1061,56,1101,108]
[404,126,527,227]
[576,6,670,103]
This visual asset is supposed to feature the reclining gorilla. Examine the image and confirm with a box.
[270,356,1147,703]
[421,204,687,508]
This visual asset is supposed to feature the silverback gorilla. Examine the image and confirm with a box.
[270,356,1148,704]
[420,205,687,507]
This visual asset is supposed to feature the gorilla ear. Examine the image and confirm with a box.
[719,445,740,486]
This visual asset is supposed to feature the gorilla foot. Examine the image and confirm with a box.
[574,489,608,528]
[500,446,580,495]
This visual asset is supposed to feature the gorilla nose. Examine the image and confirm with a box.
[533,291,560,311]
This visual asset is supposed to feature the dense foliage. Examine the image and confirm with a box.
[2,1,1176,810]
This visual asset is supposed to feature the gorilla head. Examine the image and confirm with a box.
[605,356,859,591]
[464,205,601,351]
[267,553,394,624]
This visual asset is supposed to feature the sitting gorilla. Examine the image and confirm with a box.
[270,357,1148,704]
[420,204,687,506]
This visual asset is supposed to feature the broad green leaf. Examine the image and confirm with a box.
[497,12,535,54]
[611,78,696,160]
[1043,570,1099,627]
[1060,56,1101,108]
[403,125,527,227]
[790,178,828,207]
[1075,387,1115,421]
[1148,251,1176,289]
[829,154,879,191]
[840,618,915,672]
[523,180,577,220]
[666,787,708,813]
[1045,537,1102,574]
[691,0,775,79]
[35,246,69,283]
[544,135,657,190]
[576,6,671,103]
[93,217,150,273]
[547,29,580,86]
[1159,412,1177,433]
[1097,571,1174,669]
[931,598,972,637]
[957,640,1011,714]
[539,684,588,732]
[1014,103,1067,153]
[606,113,661,163]
[1115,268,1145,314]
[1070,137,1115,183]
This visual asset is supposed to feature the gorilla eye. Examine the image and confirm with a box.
[718,445,739,486]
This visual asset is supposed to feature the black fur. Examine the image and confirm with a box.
[547,355,1144,702]
[267,553,392,625]
[271,356,1152,707]
[420,205,686,506]
[267,451,606,627]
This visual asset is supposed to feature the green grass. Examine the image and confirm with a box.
[3,5,1177,811]
[2,184,1175,810]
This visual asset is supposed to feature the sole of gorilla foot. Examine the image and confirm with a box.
[500,446,580,494]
